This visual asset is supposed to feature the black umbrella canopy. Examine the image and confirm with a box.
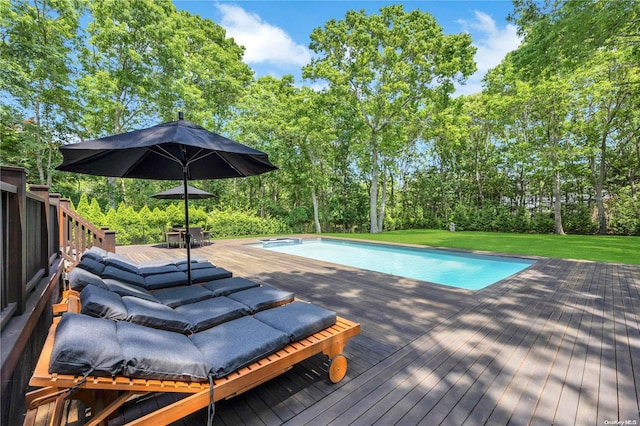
[56,119,276,179]
[57,115,277,284]
[151,185,214,200]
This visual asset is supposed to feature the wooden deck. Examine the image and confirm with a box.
[36,236,640,425]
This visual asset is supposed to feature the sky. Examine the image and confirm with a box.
[181,1,521,95]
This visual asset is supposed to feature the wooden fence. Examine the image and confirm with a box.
[0,165,116,425]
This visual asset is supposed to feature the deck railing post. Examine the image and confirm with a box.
[28,185,50,278]
[102,227,117,253]
[0,166,28,314]
[58,199,71,262]
[48,194,60,262]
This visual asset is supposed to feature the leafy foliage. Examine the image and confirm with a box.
[73,198,289,245]
[3,1,639,240]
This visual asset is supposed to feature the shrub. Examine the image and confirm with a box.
[208,209,289,238]
[562,204,598,235]
[608,190,640,235]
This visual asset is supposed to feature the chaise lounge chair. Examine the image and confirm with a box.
[76,281,295,333]
[26,308,359,425]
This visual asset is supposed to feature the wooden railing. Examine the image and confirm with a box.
[58,199,116,268]
[0,165,117,425]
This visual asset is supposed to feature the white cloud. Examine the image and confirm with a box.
[215,3,311,69]
[455,11,522,96]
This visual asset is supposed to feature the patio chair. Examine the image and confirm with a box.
[202,230,211,246]
[74,252,233,291]
[81,246,208,268]
[26,301,360,425]
[75,282,295,333]
[189,227,203,247]
[166,231,182,248]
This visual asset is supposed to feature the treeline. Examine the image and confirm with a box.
[2,1,639,237]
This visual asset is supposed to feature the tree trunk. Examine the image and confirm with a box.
[120,178,128,206]
[594,127,609,234]
[34,97,46,185]
[553,168,565,235]
[46,143,53,187]
[377,168,387,232]
[311,187,321,234]
[369,144,380,234]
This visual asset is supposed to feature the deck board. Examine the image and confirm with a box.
[35,236,638,425]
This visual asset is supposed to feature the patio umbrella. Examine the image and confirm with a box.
[151,184,214,200]
[56,112,277,284]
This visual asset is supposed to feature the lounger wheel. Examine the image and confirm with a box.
[329,354,347,383]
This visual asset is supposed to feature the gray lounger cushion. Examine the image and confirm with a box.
[87,246,109,257]
[102,266,146,287]
[80,285,129,321]
[122,296,193,333]
[153,285,215,308]
[49,313,124,377]
[202,277,260,297]
[117,322,209,381]
[137,257,208,267]
[103,279,160,303]
[188,267,232,283]
[176,297,248,332]
[137,264,180,277]
[191,316,288,378]
[143,271,189,290]
[172,257,208,266]
[177,261,215,272]
[76,258,105,276]
[81,250,104,263]
[254,301,337,342]
[227,285,295,314]
[104,257,140,274]
[68,267,108,291]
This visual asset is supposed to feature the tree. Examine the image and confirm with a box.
[572,49,640,233]
[508,0,640,234]
[228,76,335,233]
[509,0,640,76]
[304,4,476,233]
[1,0,85,185]
[61,0,252,206]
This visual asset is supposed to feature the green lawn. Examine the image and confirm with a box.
[324,230,640,265]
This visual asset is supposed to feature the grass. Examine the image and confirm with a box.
[323,229,640,265]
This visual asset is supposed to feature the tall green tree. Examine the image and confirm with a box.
[572,49,640,233]
[156,11,253,129]
[68,0,252,206]
[304,4,476,233]
[508,0,640,234]
[1,0,85,185]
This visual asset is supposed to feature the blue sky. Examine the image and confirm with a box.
[176,1,522,95]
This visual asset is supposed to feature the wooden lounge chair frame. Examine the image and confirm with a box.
[26,305,360,425]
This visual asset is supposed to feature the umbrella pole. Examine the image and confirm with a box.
[183,166,192,285]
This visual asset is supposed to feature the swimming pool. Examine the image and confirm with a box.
[251,238,536,290]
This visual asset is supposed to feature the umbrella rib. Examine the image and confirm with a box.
[185,149,243,176]
[185,148,211,166]
[149,145,183,165]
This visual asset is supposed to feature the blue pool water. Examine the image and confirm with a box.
[252,239,535,290]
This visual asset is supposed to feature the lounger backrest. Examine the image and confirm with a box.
[80,285,195,334]
[76,257,106,276]
[49,313,124,377]
[68,267,108,291]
